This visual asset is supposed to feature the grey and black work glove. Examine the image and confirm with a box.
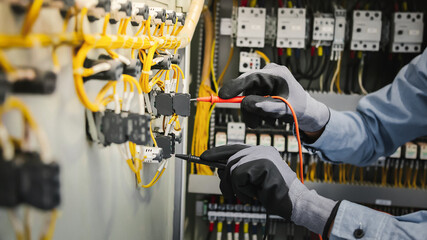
[201,145,339,235]
[219,63,329,132]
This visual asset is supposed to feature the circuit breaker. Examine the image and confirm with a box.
[276,8,306,48]
[312,13,335,45]
[332,9,346,52]
[236,7,266,48]
[391,12,424,53]
[239,52,261,72]
[351,10,382,51]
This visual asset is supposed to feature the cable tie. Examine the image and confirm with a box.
[74,67,84,75]
[141,70,152,75]
[92,62,112,73]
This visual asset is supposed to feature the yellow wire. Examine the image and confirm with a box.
[254,50,271,64]
[39,210,58,240]
[0,49,15,73]
[210,40,218,93]
[102,13,110,35]
[21,0,44,36]
[249,0,257,7]
[150,119,158,147]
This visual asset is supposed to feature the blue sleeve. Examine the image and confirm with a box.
[330,201,427,240]
[304,48,427,166]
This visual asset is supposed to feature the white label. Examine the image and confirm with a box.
[287,135,298,153]
[420,143,427,160]
[389,147,401,158]
[375,199,392,206]
[405,142,418,159]
[245,133,257,146]
[259,134,272,147]
[322,26,334,33]
[215,132,227,147]
[409,29,420,36]
[367,28,378,33]
[291,25,302,31]
[273,135,286,152]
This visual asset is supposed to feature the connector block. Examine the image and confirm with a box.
[173,93,191,117]
[236,7,266,48]
[155,93,173,116]
[131,3,149,26]
[276,8,306,48]
[83,57,124,81]
[155,134,175,159]
[0,156,20,207]
[149,7,167,24]
[11,70,57,94]
[102,110,127,144]
[126,113,150,145]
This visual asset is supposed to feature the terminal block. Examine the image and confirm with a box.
[131,3,149,26]
[11,69,57,94]
[245,133,257,146]
[19,152,60,210]
[173,93,190,117]
[83,57,124,81]
[0,73,11,103]
[273,134,286,152]
[98,54,142,78]
[165,10,177,26]
[149,7,167,25]
[391,12,424,53]
[332,9,347,52]
[351,10,382,51]
[151,54,171,70]
[176,12,186,26]
[154,93,173,116]
[276,8,306,48]
[0,156,20,207]
[236,7,266,48]
[155,134,175,159]
[215,132,227,147]
[109,0,132,24]
[126,113,150,145]
[102,110,127,144]
[239,52,260,73]
[87,0,111,22]
[312,13,335,45]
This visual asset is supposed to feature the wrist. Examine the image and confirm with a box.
[289,179,336,234]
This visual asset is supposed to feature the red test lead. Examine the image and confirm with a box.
[190,95,245,104]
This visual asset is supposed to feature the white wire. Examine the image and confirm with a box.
[329,54,342,93]
[358,55,368,95]
[144,93,153,113]
[0,124,14,161]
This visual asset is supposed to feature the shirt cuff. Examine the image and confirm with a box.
[301,109,344,164]
[330,200,392,240]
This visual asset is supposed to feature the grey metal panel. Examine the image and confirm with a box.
[0,4,182,240]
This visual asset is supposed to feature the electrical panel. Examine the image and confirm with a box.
[351,10,382,51]
[276,8,306,48]
[236,7,266,48]
[239,52,261,72]
[332,9,346,52]
[312,13,335,45]
[391,12,424,53]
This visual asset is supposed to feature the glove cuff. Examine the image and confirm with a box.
[289,179,336,234]
[298,96,330,132]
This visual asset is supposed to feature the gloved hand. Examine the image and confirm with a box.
[201,144,338,235]
[219,63,329,132]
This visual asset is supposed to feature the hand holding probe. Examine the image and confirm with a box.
[175,154,226,169]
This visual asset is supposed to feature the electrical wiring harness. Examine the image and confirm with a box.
[0,2,204,238]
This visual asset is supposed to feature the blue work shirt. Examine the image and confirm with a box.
[304,47,427,239]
